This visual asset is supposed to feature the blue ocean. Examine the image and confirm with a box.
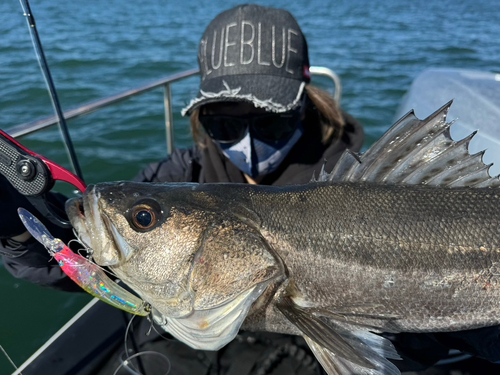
[1,0,499,371]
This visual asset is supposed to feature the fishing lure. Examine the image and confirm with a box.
[18,208,150,316]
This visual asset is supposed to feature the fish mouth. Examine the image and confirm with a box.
[66,186,121,266]
[66,186,196,318]
[65,196,91,249]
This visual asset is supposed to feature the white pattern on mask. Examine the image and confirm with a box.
[218,125,303,178]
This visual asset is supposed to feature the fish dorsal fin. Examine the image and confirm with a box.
[317,101,500,187]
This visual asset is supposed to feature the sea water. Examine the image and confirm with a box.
[0,0,499,370]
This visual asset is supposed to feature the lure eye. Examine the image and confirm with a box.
[131,205,158,230]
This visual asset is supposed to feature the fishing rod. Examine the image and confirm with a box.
[18,0,84,181]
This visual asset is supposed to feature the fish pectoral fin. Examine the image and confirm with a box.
[277,295,372,369]
[304,334,401,375]
[277,295,401,374]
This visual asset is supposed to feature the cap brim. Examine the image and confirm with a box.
[181,75,306,116]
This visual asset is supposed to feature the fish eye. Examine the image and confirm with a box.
[131,204,159,231]
[135,209,154,227]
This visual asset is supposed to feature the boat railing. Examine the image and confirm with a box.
[7,66,341,172]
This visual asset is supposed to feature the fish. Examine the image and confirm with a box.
[66,101,500,375]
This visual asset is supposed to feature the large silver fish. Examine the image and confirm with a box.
[66,102,500,375]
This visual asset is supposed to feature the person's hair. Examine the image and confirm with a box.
[190,85,345,148]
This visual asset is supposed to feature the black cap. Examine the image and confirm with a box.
[182,4,310,116]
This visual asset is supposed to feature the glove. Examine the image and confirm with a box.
[0,173,39,239]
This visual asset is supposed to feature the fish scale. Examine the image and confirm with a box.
[69,178,500,375]
[67,102,500,375]
[252,183,499,268]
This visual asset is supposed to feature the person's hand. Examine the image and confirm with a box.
[0,174,38,239]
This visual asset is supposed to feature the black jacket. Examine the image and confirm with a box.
[0,112,363,375]
[1,111,364,289]
[2,112,500,374]
[135,111,364,186]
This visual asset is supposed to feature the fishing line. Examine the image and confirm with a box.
[146,316,177,343]
[69,240,92,258]
[70,229,93,256]
[122,315,142,375]
[68,233,120,279]
[0,345,21,373]
[113,315,171,375]
[124,315,138,366]
[114,352,171,375]
[75,246,91,258]
[86,257,120,279]
[49,235,118,280]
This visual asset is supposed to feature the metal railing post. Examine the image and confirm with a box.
[8,68,200,139]
[163,84,175,155]
[309,66,342,105]
[7,67,341,165]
